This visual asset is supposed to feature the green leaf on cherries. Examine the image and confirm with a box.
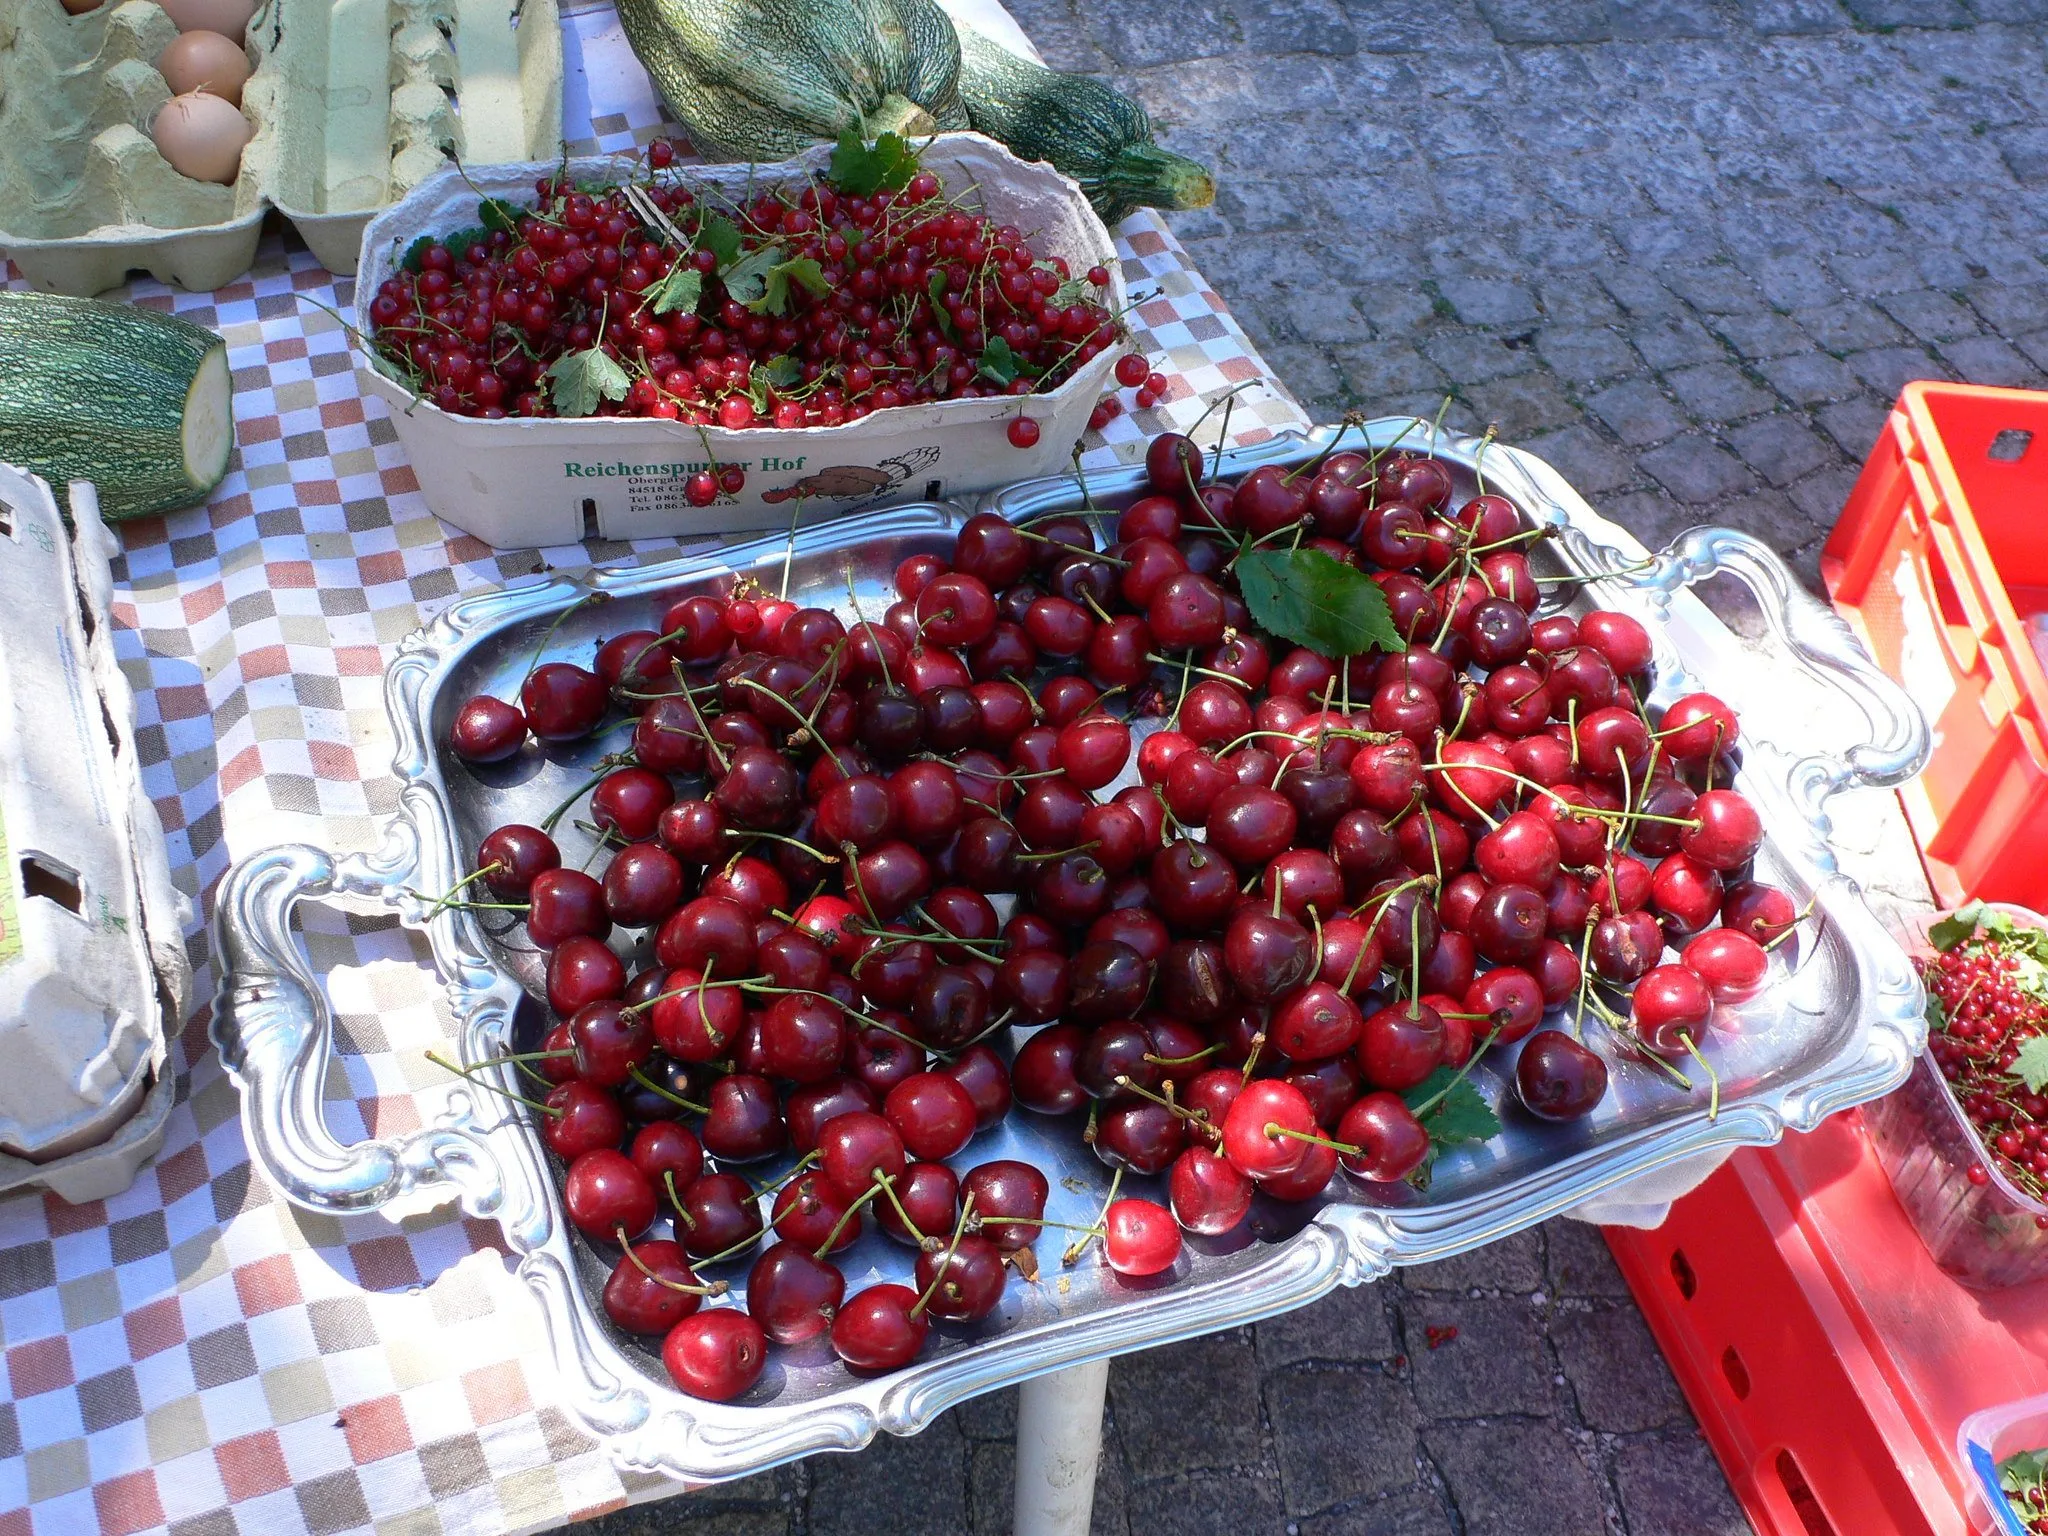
[749,256,830,316]
[646,264,702,317]
[696,214,743,271]
[1235,548,1404,658]
[545,345,629,418]
[1404,1068,1502,1150]
[2009,1036,2048,1095]
[829,130,918,198]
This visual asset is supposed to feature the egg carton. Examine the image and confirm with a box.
[0,0,563,296]
[0,463,191,1204]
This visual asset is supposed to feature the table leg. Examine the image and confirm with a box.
[1012,1358,1110,1536]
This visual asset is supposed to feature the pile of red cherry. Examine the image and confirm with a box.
[439,426,1799,1403]
[366,140,1121,447]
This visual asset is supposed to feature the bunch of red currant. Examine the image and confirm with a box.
[1923,910,2048,1198]
[367,141,1123,427]
[437,425,1791,1404]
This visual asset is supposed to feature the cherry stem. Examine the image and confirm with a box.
[729,827,840,864]
[626,1065,709,1115]
[871,1169,925,1243]
[539,754,633,835]
[1014,840,1101,864]
[426,862,504,916]
[1144,1044,1222,1069]
[1239,1030,1267,1086]
[1112,1074,1211,1123]
[616,1227,725,1295]
[1764,896,1821,951]
[1280,412,1363,485]
[1062,1168,1122,1267]
[975,1213,1101,1236]
[1678,1032,1720,1121]
[663,1169,696,1228]
[521,592,604,689]
[424,1051,560,1117]
[1266,1123,1362,1156]
[910,1192,978,1318]
[1013,523,1128,567]
[753,1148,821,1201]
[695,1222,768,1267]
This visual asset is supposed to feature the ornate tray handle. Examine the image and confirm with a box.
[211,823,504,1218]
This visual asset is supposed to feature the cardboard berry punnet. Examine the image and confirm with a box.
[350,134,1125,549]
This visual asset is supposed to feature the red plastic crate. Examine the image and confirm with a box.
[1821,381,2048,908]
[1606,1114,2048,1536]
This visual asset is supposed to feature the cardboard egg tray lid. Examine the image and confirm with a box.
[0,0,563,296]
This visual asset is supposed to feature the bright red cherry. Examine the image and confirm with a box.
[663,1309,767,1400]
[1104,1199,1182,1277]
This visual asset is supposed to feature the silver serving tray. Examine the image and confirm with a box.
[212,421,1931,1483]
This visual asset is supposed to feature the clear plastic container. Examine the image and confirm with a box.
[1959,1393,2048,1534]
[1866,904,2048,1289]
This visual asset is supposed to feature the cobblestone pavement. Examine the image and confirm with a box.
[575,1,2048,1531]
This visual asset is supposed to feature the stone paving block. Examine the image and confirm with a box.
[1228,0,1361,56]
[1742,254,1840,309]
[1728,413,1837,486]
[1261,341,1348,411]
[1879,289,1983,343]
[1588,379,1690,445]
[1300,1488,1457,1536]
[1123,1472,1287,1534]
[1536,325,1638,384]
[1714,488,1824,550]
[1534,277,1625,324]
[1789,464,1865,526]
[954,1386,1017,1441]
[1832,248,1942,299]
[1754,350,1862,405]
[1611,0,1728,38]
[1425,1420,1607,1536]
[1614,1429,1755,1536]
[1639,436,1756,503]
[1632,313,1729,371]
[1962,281,2048,337]
[1256,1281,1394,1368]
[1662,265,1764,315]
[1437,278,1542,327]
[1217,181,1314,236]
[1599,487,1700,552]
[1707,309,1812,361]
[1402,1228,1545,1294]
[1266,1367,1421,1514]
[808,1415,968,1536]
[1405,1296,1556,1418]
[1817,397,1892,459]
[1551,1301,1691,1432]
[1422,329,1542,385]
[1355,282,1443,334]
[1474,0,1612,41]
[1108,1332,1263,1481]
[1084,0,1236,66]
[1940,333,2045,388]
[1461,369,1584,437]
[1738,0,1852,31]
[1520,422,1638,494]
[1333,343,1453,405]
[1662,362,1777,424]
[1847,344,1947,397]
[1796,301,1905,354]
[1280,286,1374,346]
[1843,0,1969,23]
[1970,0,2048,19]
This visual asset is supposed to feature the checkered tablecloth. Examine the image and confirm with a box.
[0,11,1305,1534]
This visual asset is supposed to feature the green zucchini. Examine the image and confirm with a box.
[614,0,971,163]
[0,293,231,521]
[952,25,1214,226]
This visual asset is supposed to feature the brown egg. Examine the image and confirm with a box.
[156,0,256,36]
[158,30,250,106]
[151,90,251,185]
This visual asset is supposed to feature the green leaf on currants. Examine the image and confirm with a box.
[1235,549,1404,658]
[646,265,702,317]
[400,233,435,273]
[2001,1447,2048,1502]
[829,130,919,198]
[760,354,802,390]
[478,197,521,233]
[748,257,830,317]
[696,215,743,272]
[721,244,783,309]
[1924,991,1948,1035]
[928,270,956,339]
[1049,274,1094,308]
[545,346,629,418]
[978,334,1035,387]
[2009,1036,2048,1095]
[1403,1068,1501,1150]
[1929,904,1988,951]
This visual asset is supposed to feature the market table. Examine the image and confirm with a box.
[0,7,1306,1533]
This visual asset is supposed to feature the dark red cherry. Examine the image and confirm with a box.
[564,1148,656,1240]
[521,663,607,741]
[831,1284,929,1371]
[960,1160,1049,1250]
[603,1238,705,1334]
[747,1241,846,1345]
[543,1080,627,1160]
[1516,1031,1609,1121]
[1012,1023,1087,1113]
[913,1234,1006,1321]
[701,1074,785,1162]
[663,1309,766,1401]
[451,695,526,762]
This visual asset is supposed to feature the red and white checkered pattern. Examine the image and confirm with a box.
[0,8,1305,1532]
